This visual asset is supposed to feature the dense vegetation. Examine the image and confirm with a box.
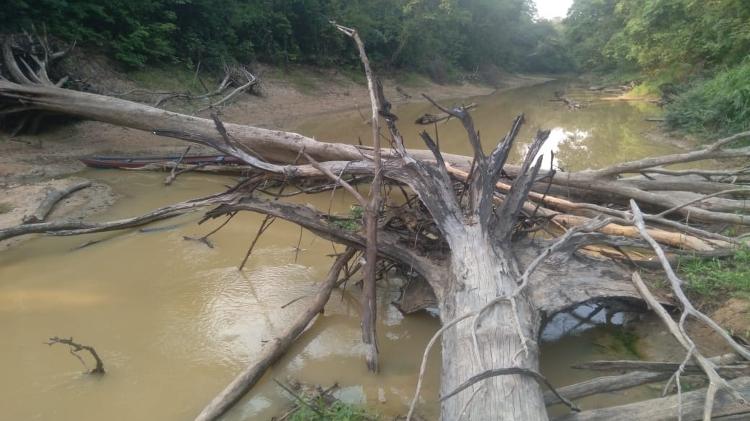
[1,0,570,80]
[564,0,750,136]
[5,1,748,135]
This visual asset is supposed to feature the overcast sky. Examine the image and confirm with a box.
[535,0,573,19]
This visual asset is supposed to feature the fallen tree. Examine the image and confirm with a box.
[1,26,749,421]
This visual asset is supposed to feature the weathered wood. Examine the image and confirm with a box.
[1,190,239,241]
[545,353,744,406]
[631,269,748,420]
[545,371,669,405]
[45,336,105,375]
[195,248,355,421]
[554,377,750,421]
[572,360,750,377]
[336,23,384,373]
[22,181,91,224]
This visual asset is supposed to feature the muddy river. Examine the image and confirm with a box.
[0,80,684,420]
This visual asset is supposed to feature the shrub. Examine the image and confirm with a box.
[666,61,750,137]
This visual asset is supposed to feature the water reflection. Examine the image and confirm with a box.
[294,79,679,172]
[523,127,590,170]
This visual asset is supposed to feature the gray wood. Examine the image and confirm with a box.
[554,377,750,421]
[22,181,91,224]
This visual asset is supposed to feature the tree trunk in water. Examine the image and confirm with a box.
[439,227,547,420]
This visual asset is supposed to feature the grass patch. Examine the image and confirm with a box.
[678,248,750,303]
[289,400,376,421]
[0,202,14,214]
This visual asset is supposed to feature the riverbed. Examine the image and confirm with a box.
[0,80,685,420]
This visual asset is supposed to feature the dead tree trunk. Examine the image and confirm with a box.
[439,228,547,419]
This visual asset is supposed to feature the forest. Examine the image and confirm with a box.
[0,0,569,76]
[1,1,749,421]
[3,0,749,136]
[565,0,750,136]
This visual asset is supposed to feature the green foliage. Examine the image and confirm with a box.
[1,0,572,75]
[331,205,363,232]
[565,0,750,76]
[289,399,374,421]
[564,0,626,71]
[679,248,750,301]
[565,0,750,135]
[665,61,750,136]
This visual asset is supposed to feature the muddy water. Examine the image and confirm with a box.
[297,79,677,171]
[1,82,683,420]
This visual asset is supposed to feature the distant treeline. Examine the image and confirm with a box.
[1,0,571,79]
[564,0,750,136]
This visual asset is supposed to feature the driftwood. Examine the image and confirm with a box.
[1,190,240,242]
[2,23,750,421]
[553,91,583,110]
[45,336,105,374]
[414,103,477,124]
[554,377,750,421]
[164,146,191,185]
[22,180,91,223]
[195,248,355,421]
[114,64,259,111]
[542,353,741,405]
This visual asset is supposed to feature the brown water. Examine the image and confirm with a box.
[1,81,683,420]
[296,80,676,171]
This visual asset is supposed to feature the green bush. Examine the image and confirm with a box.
[666,61,750,136]
[679,248,750,301]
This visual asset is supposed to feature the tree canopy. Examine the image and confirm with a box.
[1,0,570,75]
[564,0,750,136]
[564,0,750,77]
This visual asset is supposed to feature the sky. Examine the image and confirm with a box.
[534,0,573,20]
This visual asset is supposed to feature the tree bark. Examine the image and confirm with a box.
[555,377,750,421]
[439,228,547,420]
